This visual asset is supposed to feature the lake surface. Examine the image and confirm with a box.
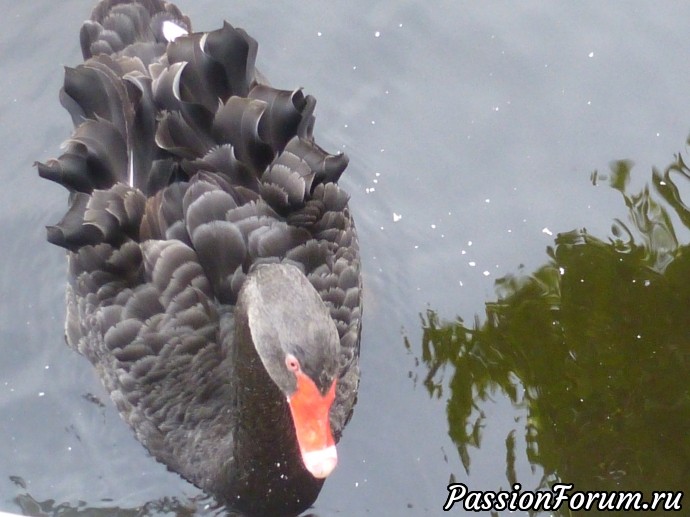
[1,1,689,515]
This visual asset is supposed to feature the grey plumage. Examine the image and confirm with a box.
[37,1,361,515]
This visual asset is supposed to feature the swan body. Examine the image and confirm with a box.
[37,1,361,515]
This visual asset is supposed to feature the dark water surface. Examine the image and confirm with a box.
[2,1,690,515]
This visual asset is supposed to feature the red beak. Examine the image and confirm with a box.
[286,372,337,478]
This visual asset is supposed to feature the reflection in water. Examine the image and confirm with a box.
[15,493,197,517]
[8,474,209,516]
[10,479,322,517]
[408,152,690,504]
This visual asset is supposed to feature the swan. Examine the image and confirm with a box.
[36,1,362,515]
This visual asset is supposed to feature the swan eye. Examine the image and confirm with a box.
[285,354,301,372]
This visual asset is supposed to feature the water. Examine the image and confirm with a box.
[1,1,690,515]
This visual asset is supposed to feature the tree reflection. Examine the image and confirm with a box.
[409,153,690,502]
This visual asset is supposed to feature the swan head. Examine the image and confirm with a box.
[238,263,340,479]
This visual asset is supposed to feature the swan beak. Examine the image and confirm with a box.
[287,375,337,479]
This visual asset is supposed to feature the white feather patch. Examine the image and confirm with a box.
[162,21,189,42]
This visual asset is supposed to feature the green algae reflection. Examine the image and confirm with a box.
[409,153,690,500]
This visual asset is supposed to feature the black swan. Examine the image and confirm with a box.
[36,1,362,515]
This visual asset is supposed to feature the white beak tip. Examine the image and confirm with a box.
[302,445,338,479]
